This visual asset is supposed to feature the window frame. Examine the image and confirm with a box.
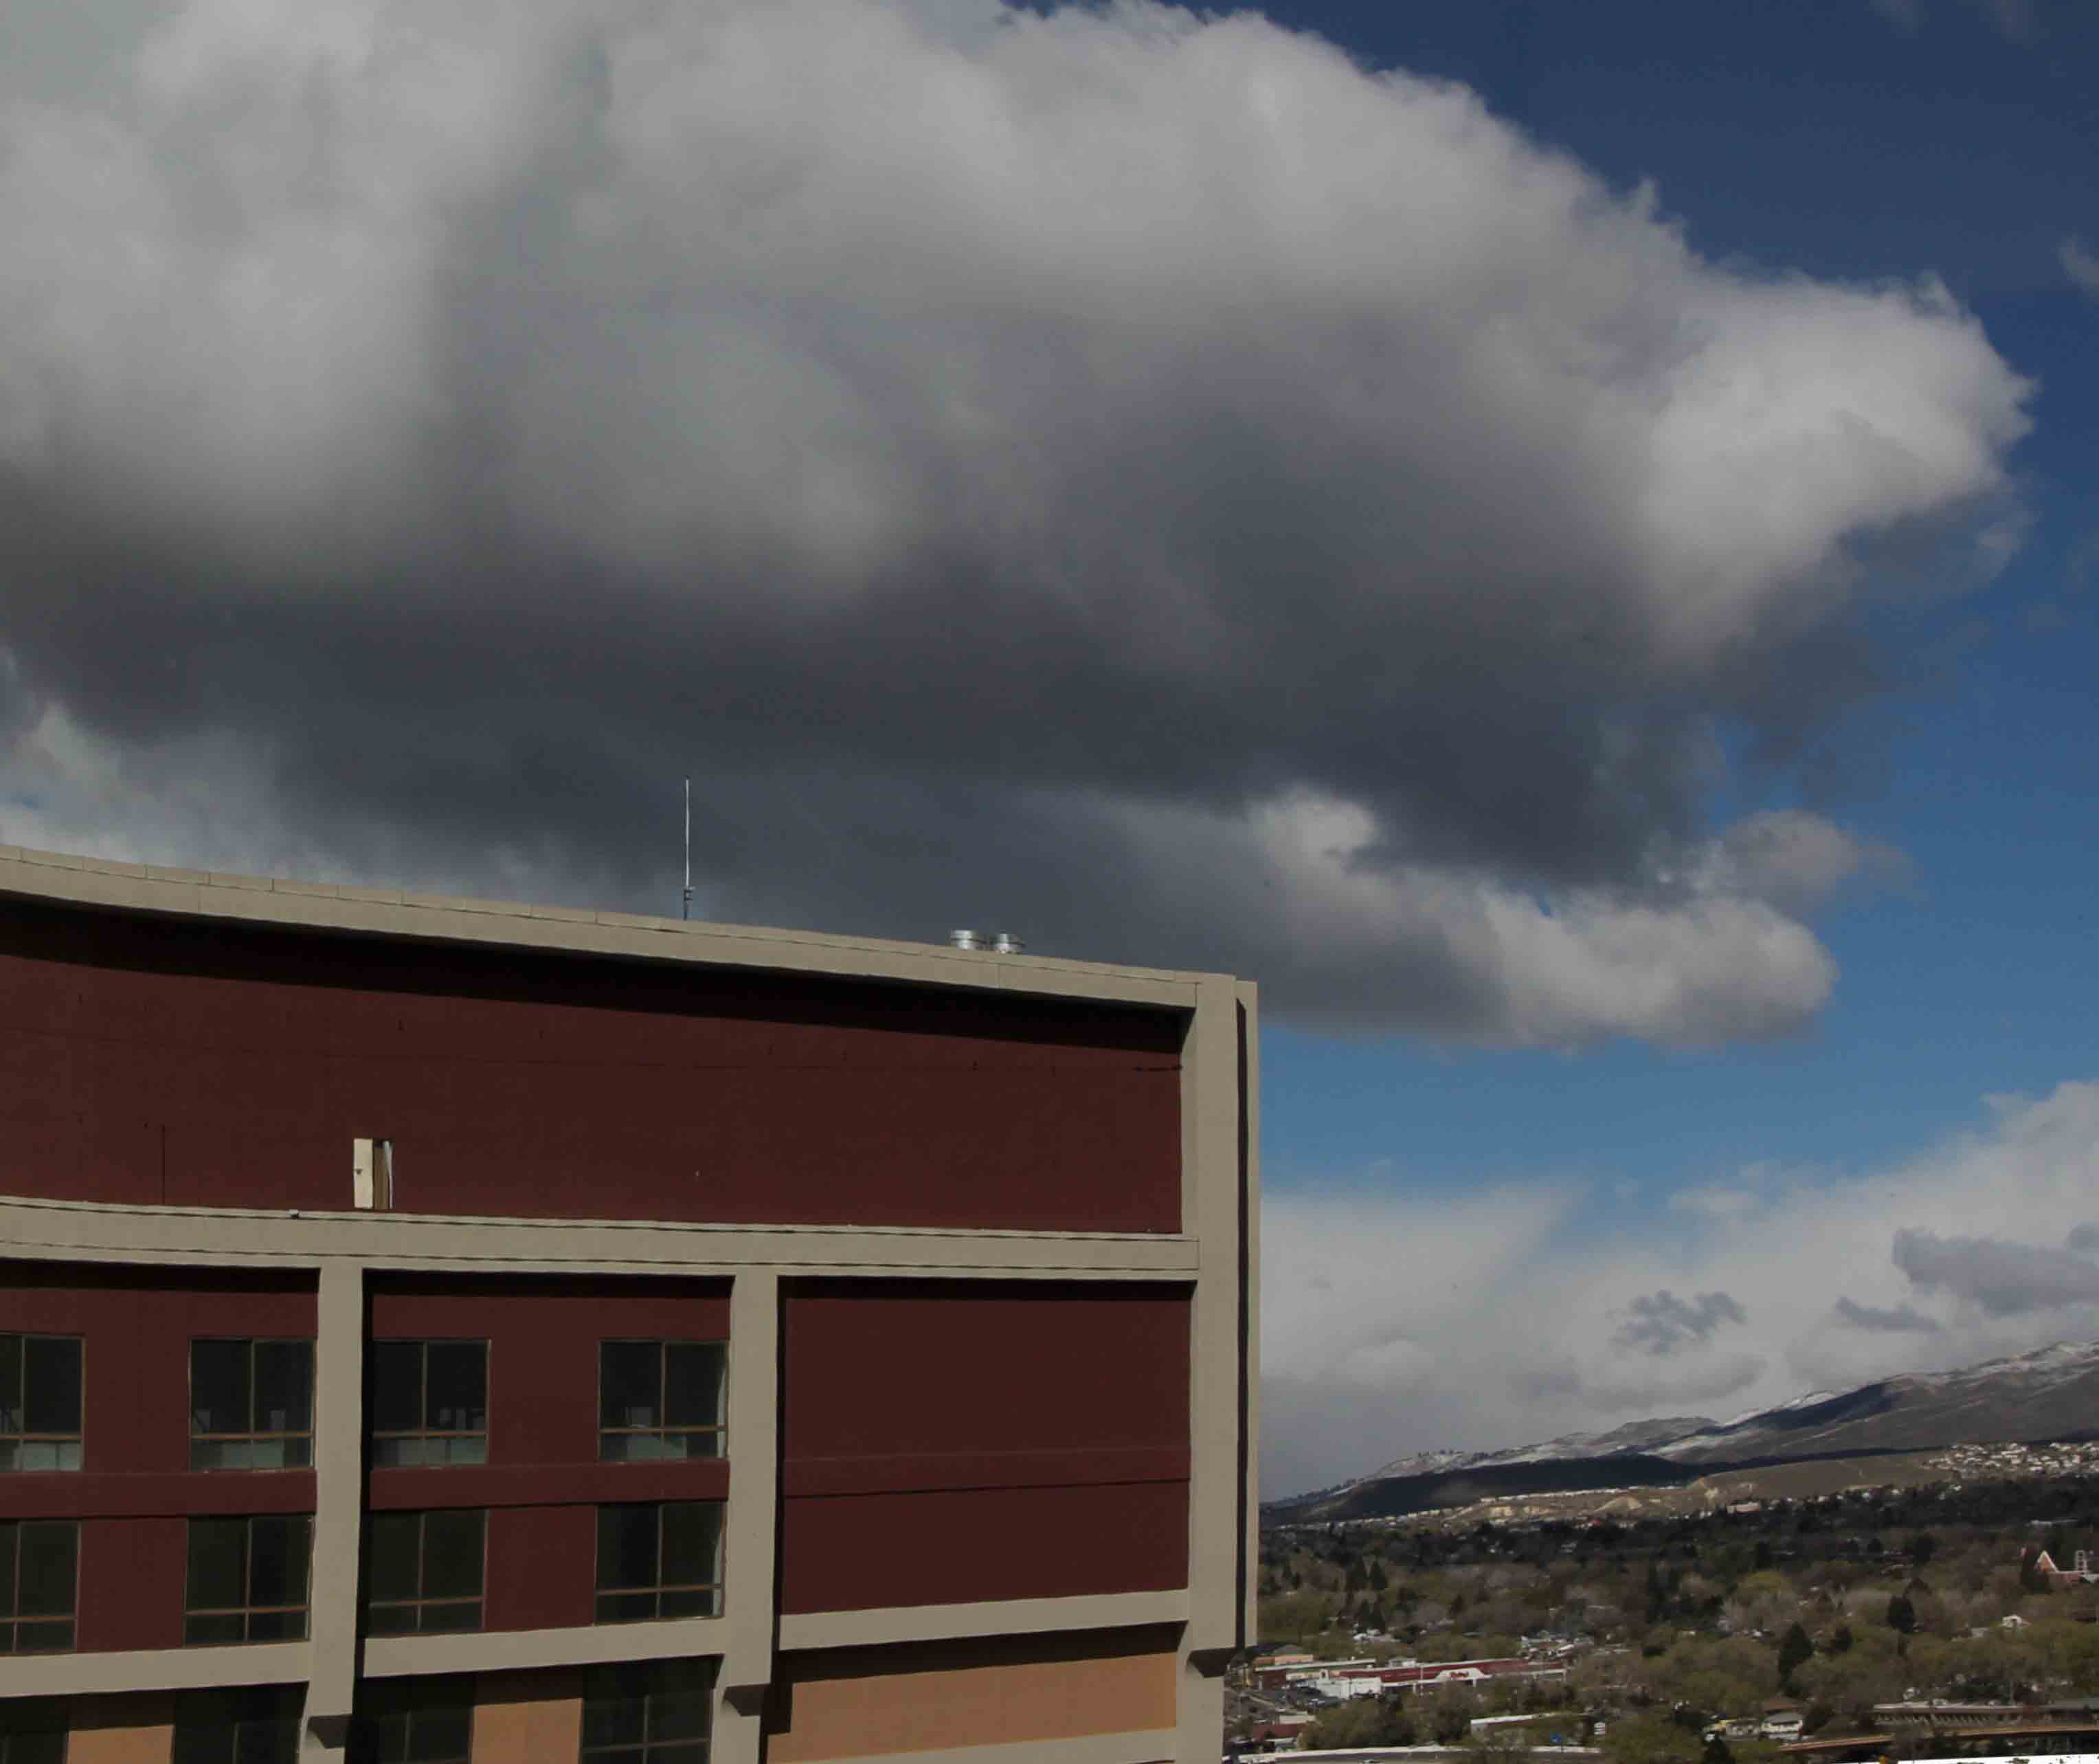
[0,1697,69,1764]
[0,1519,78,1655]
[351,1673,475,1764]
[363,1509,486,1636]
[593,1501,723,1625]
[0,1335,84,1473]
[368,1340,489,1468]
[170,1688,304,1764]
[596,1340,727,1463]
[188,1338,315,1472]
[579,1658,716,1764]
[182,1515,313,1646]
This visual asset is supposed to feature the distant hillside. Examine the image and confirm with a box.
[1268,1339,2099,1522]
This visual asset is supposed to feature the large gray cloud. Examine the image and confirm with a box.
[1892,1227,2099,1316]
[1613,1289,1749,1356]
[0,0,2034,1043]
[1832,1296,1942,1333]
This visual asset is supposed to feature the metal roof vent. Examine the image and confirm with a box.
[949,929,983,949]
[989,931,1024,954]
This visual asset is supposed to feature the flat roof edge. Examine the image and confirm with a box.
[0,844,1236,1007]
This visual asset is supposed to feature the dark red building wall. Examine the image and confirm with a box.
[778,1280,1191,1614]
[482,1506,597,1632]
[0,1262,317,1652]
[369,1276,730,1633]
[0,900,1182,1231]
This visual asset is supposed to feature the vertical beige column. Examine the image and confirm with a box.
[1178,978,1244,1763]
[1237,978,1262,1647]
[713,1268,781,1764]
[304,1258,366,1760]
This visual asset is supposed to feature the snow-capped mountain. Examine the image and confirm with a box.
[1277,1339,2099,1512]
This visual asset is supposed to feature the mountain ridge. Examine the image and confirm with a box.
[1273,1337,2099,1518]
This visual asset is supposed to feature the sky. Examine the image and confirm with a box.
[1,0,2095,1497]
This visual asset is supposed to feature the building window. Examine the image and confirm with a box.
[580,1659,715,1764]
[0,1522,76,1653]
[598,1342,726,1462]
[190,1340,313,1471]
[594,1502,723,1622]
[369,1342,487,1467]
[352,1675,473,1764]
[171,1689,304,1764]
[366,1511,484,1634]
[0,1699,67,1764]
[0,1336,82,1473]
[183,1515,311,1644]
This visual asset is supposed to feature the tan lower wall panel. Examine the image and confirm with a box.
[472,1670,583,1764]
[65,1695,175,1764]
[765,1640,1178,1763]
[774,1737,1174,1764]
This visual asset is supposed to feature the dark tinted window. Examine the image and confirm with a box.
[599,1342,725,1462]
[0,1522,77,1653]
[370,1342,487,1467]
[352,1674,473,1764]
[0,1337,82,1473]
[594,1503,722,1623]
[184,1517,311,1644]
[190,1342,313,1471]
[581,1660,715,1764]
[172,1688,303,1764]
[365,1511,484,1635]
[0,1697,68,1764]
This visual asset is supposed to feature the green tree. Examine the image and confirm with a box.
[1428,1696,1477,1744]
[1778,1622,1814,1688]
[1304,1697,1409,1750]
[1886,1594,1917,1636]
[1603,1713,1703,1764]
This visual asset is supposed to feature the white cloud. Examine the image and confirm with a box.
[2063,237,2099,302]
[1870,0,2039,40]
[0,0,2035,1044]
[1263,1078,2099,1495]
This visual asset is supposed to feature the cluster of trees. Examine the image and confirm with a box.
[1252,1475,2099,1759]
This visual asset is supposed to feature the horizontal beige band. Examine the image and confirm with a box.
[0,1641,310,1699]
[364,1616,728,1679]
[0,1198,1199,1278]
[772,1726,1177,1764]
[0,846,1213,1008]
[778,1590,1189,1652]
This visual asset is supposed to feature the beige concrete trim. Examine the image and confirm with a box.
[361,1616,728,1678]
[0,845,1216,1009]
[1237,979,1262,1647]
[1174,1658,1227,1764]
[304,1263,364,1725]
[1178,981,1241,1662]
[777,1591,1190,1653]
[714,1271,781,1764]
[0,1643,310,1699]
[0,1199,1199,1279]
[805,1730,1178,1764]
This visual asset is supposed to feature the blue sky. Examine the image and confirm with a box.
[1260,0,2099,1193]
[4,0,2097,1493]
[1254,0,2099,1489]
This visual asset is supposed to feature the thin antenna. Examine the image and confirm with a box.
[682,777,693,922]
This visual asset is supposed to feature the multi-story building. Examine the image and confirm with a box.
[0,846,1257,1764]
